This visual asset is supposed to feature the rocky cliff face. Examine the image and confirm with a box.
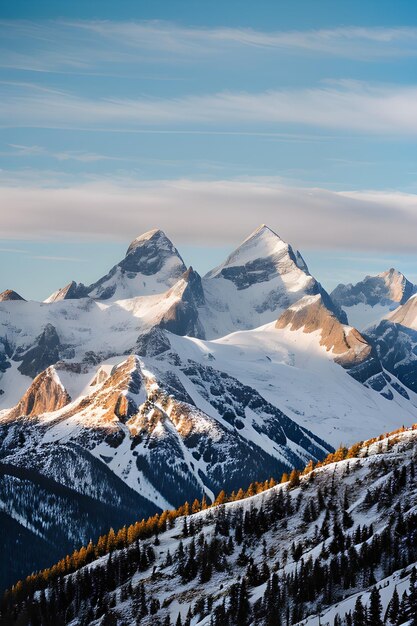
[157,267,206,338]
[9,366,71,418]
[15,323,63,378]
[44,281,88,303]
[275,294,400,397]
[276,294,372,367]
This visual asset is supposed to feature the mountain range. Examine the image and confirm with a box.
[1,224,417,591]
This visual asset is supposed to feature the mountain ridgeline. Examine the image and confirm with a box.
[1,224,417,600]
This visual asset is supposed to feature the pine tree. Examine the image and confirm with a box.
[387,586,399,624]
[368,587,383,626]
[352,596,366,626]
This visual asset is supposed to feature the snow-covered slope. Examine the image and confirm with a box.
[331,268,416,330]
[166,324,417,447]
[5,426,417,626]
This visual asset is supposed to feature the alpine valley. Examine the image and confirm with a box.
[2,225,417,623]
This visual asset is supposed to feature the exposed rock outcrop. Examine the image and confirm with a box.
[62,356,143,424]
[16,324,62,378]
[45,281,88,303]
[10,366,71,418]
[276,294,372,367]
[158,267,206,338]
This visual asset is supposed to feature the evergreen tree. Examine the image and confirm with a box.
[352,596,366,626]
[387,586,399,624]
[368,587,383,626]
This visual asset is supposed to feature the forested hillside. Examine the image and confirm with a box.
[2,426,417,625]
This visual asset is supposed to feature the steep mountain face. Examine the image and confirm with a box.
[0,290,25,302]
[366,295,417,394]
[4,427,417,626]
[276,294,372,367]
[9,366,71,418]
[0,346,335,590]
[200,225,347,338]
[331,268,416,330]
[157,267,206,339]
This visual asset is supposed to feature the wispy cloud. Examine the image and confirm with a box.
[2,80,417,135]
[2,20,417,74]
[31,255,87,262]
[0,177,416,252]
[0,246,28,254]
[5,144,122,162]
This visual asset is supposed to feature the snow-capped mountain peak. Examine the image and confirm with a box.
[85,229,187,301]
[200,224,345,338]
[331,267,416,330]
[0,289,26,301]
[206,223,292,279]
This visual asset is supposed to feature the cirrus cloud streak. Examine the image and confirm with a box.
[3,81,417,135]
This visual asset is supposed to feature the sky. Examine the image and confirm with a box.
[2,0,417,299]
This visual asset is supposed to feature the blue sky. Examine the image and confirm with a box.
[1,0,417,299]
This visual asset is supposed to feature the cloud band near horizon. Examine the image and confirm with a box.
[1,178,417,253]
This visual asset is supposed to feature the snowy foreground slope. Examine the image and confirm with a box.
[3,426,417,626]
[1,225,417,593]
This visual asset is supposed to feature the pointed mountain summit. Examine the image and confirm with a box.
[0,289,26,302]
[87,228,186,300]
[201,224,345,338]
[206,224,311,286]
[9,366,71,420]
[331,268,416,329]
[44,229,187,303]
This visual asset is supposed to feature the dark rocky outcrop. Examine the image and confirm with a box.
[136,327,171,357]
[45,281,88,303]
[158,267,206,338]
[16,324,62,378]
